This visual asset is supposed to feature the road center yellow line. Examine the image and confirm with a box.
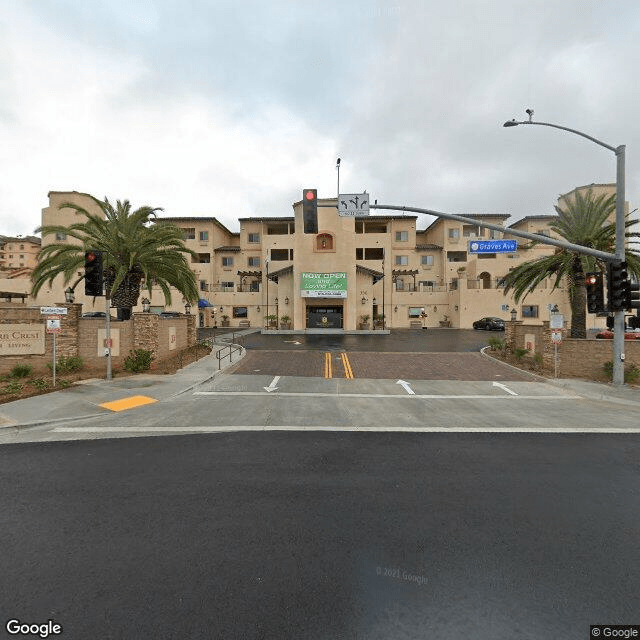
[324,352,332,378]
[341,352,355,379]
[100,395,158,412]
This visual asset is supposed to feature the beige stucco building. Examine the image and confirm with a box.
[4,185,624,331]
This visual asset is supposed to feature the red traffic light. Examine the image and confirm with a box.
[586,274,597,285]
[304,190,316,201]
[86,251,96,262]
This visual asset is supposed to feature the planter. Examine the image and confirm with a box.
[439,320,451,327]
[280,323,291,330]
[221,320,230,327]
[359,322,371,330]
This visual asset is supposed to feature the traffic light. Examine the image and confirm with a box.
[625,279,640,311]
[84,250,103,296]
[607,261,628,312]
[585,272,605,313]
[302,188,318,234]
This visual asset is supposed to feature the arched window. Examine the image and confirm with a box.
[316,233,334,251]
[479,272,492,289]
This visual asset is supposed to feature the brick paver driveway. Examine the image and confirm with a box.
[227,349,535,381]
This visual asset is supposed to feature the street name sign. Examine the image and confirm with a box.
[468,240,517,254]
[40,306,68,315]
[338,193,369,217]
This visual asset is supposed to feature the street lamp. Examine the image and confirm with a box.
[510,308,517,322]
[184,301,191,315]
[504,108,626,386]
[141,297,150,313]
[64,287,75,303]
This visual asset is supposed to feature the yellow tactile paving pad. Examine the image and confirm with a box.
[100,395,158,412]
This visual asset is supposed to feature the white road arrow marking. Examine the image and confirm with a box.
[492,382,518,396]
[396,379,415,395]
[283,340,301,344]
[264,376,280,393]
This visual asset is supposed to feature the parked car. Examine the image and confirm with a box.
[473,317,505,331]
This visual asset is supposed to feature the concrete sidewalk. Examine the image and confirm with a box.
[0,337,247,429]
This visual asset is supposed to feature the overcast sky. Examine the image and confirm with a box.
[1,0,639,237]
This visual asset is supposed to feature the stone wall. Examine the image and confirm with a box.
[0,303,196,374]
[505,319,640,378]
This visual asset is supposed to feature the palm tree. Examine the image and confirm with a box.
[500,188,640,338]
[32,196,199,315]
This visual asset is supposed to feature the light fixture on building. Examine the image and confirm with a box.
[284,297,289,305]
[361,296,367,305]
[184,301,192,315]
[219,307,223,313]
[454,305,459,311]
[64,287,75,303]
[141,297,150,313]
[257,306,260,312]
[372,297,377,305]
[394,305,398,312]
[275,297,278,305]
[511,308,517,322]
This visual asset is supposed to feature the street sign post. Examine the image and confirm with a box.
[338,193,369,217]
[40,307,68,315]
[468,240,517,254]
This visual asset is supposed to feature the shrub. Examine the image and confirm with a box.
[31,378,49,391]
[3,381,23,395]
[10,364,32,378]
[57,379,71,388]
[487,337,504,351]
[603,361,640,384]
[514,348,529,361]
[47,355,84,374]
[124,349,154,373]
[533,352,543,368]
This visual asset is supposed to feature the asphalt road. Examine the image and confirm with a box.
[1,432,638,639]
[200,327,497,352]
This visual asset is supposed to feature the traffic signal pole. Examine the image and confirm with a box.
[613,145,626,386]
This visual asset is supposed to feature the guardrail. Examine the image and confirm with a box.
[215,343,243,370]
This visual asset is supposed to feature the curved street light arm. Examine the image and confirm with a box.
[504,120,619,153]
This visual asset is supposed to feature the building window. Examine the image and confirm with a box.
[221,281,234,290]
[55,232,67,241]
[421,255,433,266]
[20,245,24,250]
[448,228,460,239]
[271,248,292,261]
[489,229,502,239]
[478,253,496,259]
[522,305,539,318]
[419,280,435,290]
[249,281,260,292]
[463,225,481,237]
[233,306,248,318]
[408,307,422,318]
[199,231,208,242]
[222,256,234,267]
[395,231,408,242]
[248,256,260,267]
[200,280,207,291]
[357,247,384,260]
[395,255,408,266]
[182,228,195,240]
[447,251,467,262]
[248,233,260,243]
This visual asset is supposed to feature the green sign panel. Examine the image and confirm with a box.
[300,272,347,298]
